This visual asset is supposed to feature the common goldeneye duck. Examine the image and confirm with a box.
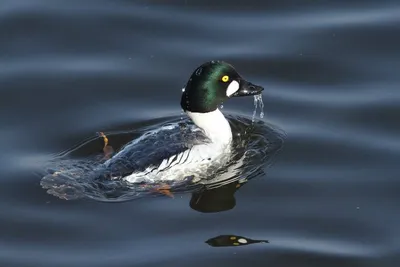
[41,60,265,195]
[98,60,264,184]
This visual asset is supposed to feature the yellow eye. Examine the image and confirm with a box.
[221,75,229,82]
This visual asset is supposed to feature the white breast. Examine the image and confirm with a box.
[186,109,232,145]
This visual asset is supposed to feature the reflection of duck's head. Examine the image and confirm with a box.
[205,234,269,247]
[190,178,248,213]
[181,61,264,145]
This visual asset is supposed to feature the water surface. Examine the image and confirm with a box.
[1,0,400,266]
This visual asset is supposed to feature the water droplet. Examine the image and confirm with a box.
[252,93,265,122]
[182,88,185,92]
[220,104,224,109]
[195,67,202,76]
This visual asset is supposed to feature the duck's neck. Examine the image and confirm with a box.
[186,109,232,145]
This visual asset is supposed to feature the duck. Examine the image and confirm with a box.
[95,60,264,184]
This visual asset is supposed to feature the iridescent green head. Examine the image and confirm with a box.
[180,61,264,113]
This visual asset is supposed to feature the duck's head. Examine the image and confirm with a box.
[181,61,264,113]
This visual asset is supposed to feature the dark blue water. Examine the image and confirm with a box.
[1,1,400,266]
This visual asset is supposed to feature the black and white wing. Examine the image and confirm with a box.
[96,124,209,180]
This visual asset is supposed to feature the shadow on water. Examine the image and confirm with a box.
[190,176,248,213]
[38,114,285,207]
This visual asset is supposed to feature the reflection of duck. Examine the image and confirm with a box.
[205,235,268,247]
[190,178,248,213]
[97,61,263,183]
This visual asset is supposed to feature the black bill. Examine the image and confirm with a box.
[231,79,264,97]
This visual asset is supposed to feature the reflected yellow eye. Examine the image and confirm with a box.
[221,75,229,82]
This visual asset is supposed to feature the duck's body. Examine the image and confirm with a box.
[96,61,264,183]
[98,109,232,183]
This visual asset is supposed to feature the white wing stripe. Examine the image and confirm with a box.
[167,154,176,165]
[179,149,190,164]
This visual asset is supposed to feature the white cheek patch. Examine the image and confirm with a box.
[238,238,248,244]
[226,80,240,97]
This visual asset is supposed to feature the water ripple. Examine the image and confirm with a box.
[0,0,399,266]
